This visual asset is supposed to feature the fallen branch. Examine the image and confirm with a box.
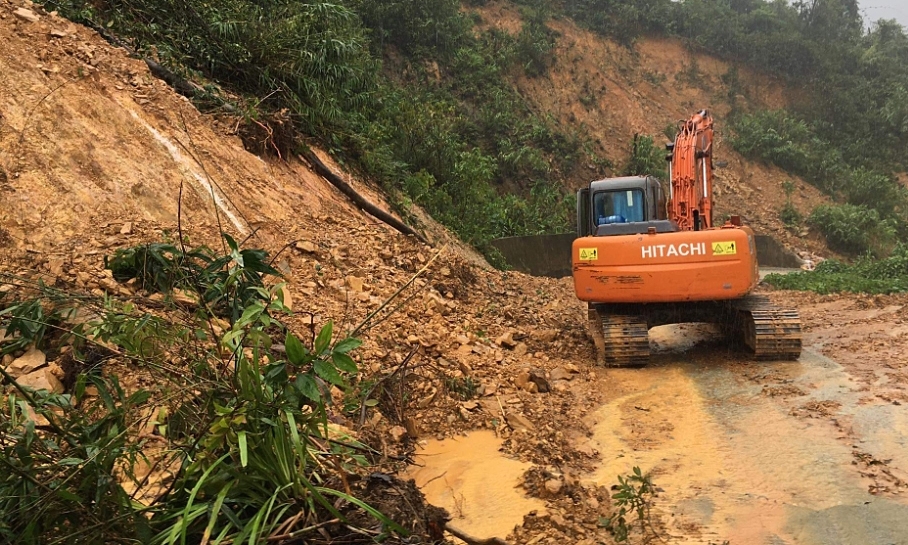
[298,148,427,244]
[446,523,510,545]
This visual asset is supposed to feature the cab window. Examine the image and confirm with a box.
[593,189,645,225]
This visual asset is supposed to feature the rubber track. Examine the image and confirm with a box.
[589,307,650,366]
[733,296,802,360]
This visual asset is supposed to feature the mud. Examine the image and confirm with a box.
[412,315,908,544]
[406,431,545,540]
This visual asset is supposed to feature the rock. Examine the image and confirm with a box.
[524,381,539,394]
[514,370,531,390]
[461,400,479,411]
[389,425,408,442]
[14,8,40,23]
[46,362,64,380]
[550,366,573,382]
[496,330,518,349]
[528,369,550,393]
[544,478,564,495]
[50,29,67,38]
[513,342,528,357]
[508,412,536,432]
[549,513,570,532]
[277,285,293,311]
[346,275,365,292]
[531,329,559,343]
[294,240,318,253]
[120,222,133,235]
[17,368,64,394]
[6,346,47,378]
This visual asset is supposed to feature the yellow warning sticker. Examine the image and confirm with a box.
[578,248,599,261]
[712,241,737,255]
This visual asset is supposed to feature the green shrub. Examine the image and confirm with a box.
[780,203,802,227]
[624,134,667,180]
[107,234,280,322]
[0,375,153,543]
[779,180,801,228]
[808,204,896,257]
[765,244,908,294]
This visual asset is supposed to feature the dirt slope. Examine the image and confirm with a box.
[473,1,830,259]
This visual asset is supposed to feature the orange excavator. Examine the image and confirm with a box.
[572,110,801,365]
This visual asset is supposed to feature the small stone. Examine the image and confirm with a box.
[294,240,317,253]
[508,413,536,432]
[528,369,550,393]
[549,514,569,532]
[389,426,408,443]
[50,28,67,38]
[496,330,517,349]
[14,8,40,23]
[544,479,564,495]
[404,417,420,438]
[120,222,133,235]
[531,329,559,343]
[513,342,528,357]
[346,275,365,292]
[550,367,573,381]
[514,371,530,390]
[6,346,47,378]
[461,400,479,411]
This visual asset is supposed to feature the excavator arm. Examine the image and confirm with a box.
[667,110,714,231]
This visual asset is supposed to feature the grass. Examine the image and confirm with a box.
[764,245,908,295]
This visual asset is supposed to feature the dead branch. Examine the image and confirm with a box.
[445,523,510,545]
[298,148,427,244]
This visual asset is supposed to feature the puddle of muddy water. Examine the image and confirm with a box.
[588,352,908,544]
[406,430,544,541]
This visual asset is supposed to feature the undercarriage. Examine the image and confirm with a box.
[587,295,802,366]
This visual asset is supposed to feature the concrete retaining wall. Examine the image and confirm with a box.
[491,233,802,278]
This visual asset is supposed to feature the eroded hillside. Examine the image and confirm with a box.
[473,1,831,258]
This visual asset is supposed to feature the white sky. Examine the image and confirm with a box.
[861,1,908,28]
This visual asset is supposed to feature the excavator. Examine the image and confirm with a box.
[572,110,801,365]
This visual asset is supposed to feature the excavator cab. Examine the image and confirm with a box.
[576,176,674,238]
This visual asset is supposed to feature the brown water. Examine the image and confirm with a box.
[411,325,908,544]
[406,430,545,540]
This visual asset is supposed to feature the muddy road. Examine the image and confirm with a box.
[591,328,908,544]
[411,294,908,545]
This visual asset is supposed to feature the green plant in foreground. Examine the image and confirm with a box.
[0,374,153,543]
[600,466,657,543]
[0,235,403,543]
